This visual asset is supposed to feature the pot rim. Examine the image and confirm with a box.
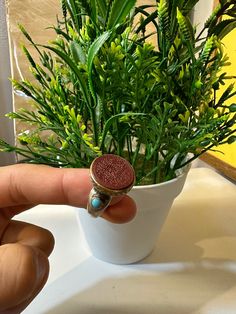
[132,164,191,190]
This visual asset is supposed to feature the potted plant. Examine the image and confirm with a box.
[1,0,235,263]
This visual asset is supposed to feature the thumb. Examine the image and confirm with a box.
[0,243,49,313]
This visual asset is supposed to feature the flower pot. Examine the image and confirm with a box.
[77,165,190,264]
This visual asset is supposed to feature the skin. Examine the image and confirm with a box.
[0,164,137,313]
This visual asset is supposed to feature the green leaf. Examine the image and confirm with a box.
[65,0,81,32]
[229,104,236,112]
[135,8,158,34]
[100,113,146,150]
[53,26,71,41]
[176,7,194,42]
[227,135,236,144]
[11,80,33,98]
[227,5,236,18]
[90,0,97,24]
[210,19,236,39]
[21,45,36,68]
[43,44,91,107]
[70,41,86,64]
[217,83,235,106]
[18,24,33,42]
[87,31,112,100]
[61,0,67,19]
[204,3,221,29]
[198,35,215,65]
[107,0,136,29]
[96,0,107,19]
[182,0,199,14]
[158,0,170,38]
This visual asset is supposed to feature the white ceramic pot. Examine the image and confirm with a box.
[77,166,190,264]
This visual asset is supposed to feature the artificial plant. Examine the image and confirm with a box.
[0,0,236,184]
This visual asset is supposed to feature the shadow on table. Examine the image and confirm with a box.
[24,169,236,314]
[142,189,236,264]
[41,259,236,314]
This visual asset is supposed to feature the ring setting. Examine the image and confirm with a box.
[87,154,135,217]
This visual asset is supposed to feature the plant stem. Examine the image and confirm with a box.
[153,150,159,183]
[132,141,141,168]
[90,108,98,146]
[126,134,133,163]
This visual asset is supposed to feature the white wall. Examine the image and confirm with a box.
[0,0,15,165]
[192,0,214,31]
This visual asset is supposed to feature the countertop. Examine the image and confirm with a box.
[14,167,236,314]
[5,3,236,312]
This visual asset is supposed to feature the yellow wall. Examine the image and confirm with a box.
[209,24,236,168]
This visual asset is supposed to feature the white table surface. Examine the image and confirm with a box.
[16,168,236,314]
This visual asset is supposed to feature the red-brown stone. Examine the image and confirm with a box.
[91,154,135,190]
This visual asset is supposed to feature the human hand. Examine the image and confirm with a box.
[0,164,136,313]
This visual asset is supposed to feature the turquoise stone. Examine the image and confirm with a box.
[92,197,102,209]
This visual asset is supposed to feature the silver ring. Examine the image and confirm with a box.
[87,154,135,217]
[87,188,112,217]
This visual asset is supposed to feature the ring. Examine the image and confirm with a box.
[87,154,135,217]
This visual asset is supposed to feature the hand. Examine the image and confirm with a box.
[0,164,136,313]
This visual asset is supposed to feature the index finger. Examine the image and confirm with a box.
[0,164,136,223]
[0,164,91,208]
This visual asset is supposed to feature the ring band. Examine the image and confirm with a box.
[87,154,135,217]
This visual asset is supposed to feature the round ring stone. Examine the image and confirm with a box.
[87,154,135,217]
[91,154,135,191]
[91,197,102,209]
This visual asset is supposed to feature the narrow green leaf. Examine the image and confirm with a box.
[204,3,221,29]
[96,0,107,19]
[135,4,156,11]
[66,0,81,32]
[210,19,236,39]
[100,113,146,150]
[52,26,71,41]
[18,24,33,42]
[90,0,97,25]
[176,7,194,42]
[198,35,215,65]
[227,135,236,144]
[227,5,236,18]
[229,104,236,112]
[217,83,235,106]
[70,41,86,64]
[61,0,67,19]
[135,9,158,34]
[21,45,36,68]
[183,0,199,14]
[87,31,112,100]
[107,0,136,29]
[158,0,170,33]
[42,44,91,107]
